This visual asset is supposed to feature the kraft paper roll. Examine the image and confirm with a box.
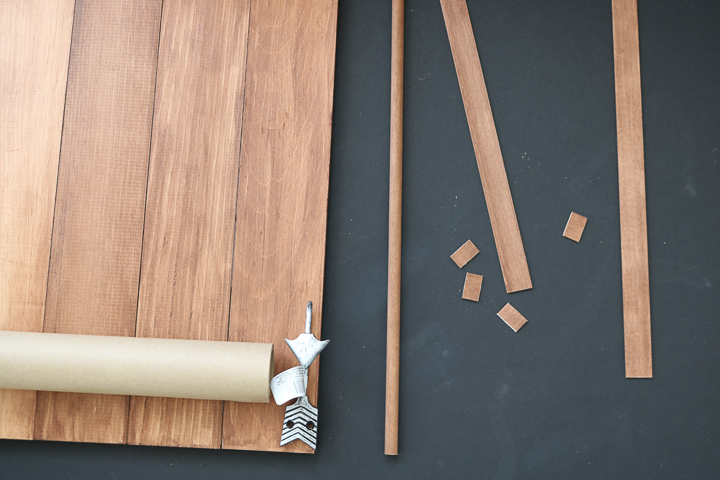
[0,331,273,403]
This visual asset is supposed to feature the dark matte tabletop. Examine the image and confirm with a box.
[2,0,719,478]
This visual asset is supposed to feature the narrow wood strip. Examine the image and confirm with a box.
[127,0,252,449]
[563,212,588,242]
[0,0,75,440]
[450,240,479,268]
[462,273,483,302]
[612,0,652,378]
[34,0,162,443]
[439,0,532,293]
[385,0,404,457]
[222,0,339,453]
[497,303,527,332]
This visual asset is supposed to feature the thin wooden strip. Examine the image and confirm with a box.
[462,273,483,302]
[385,0,404,456]
[222,0,339,453]
[563,212,588,242]
[612,0,652,378]
[0,0,75,440]
[497,303,527,332]
[439,0,532,293]
[34,0,162,444]
[450,239,479,268]
[127,0,252,449]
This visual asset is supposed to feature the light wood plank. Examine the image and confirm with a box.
[222,0,338,453]
[34,0,162,443]
[127,0,252,449]
[497,303,527,332]
[450,239,479,268]
[439,0,532,293]
[612,0,652,378]
[563,212,588,242]
[0,0,75,440]
[462,273,483,302]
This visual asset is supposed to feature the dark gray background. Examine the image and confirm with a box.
[2,0,719,478]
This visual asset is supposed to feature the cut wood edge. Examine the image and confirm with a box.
[497,303,527,332]
[462,273,483,302]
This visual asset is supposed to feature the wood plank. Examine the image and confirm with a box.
[563,212,588,242]
[127,0,252,449]
[34,0,162,443]
[450,239,479,268]
[462,273,483,302]
[612,0,652,378]
[497,303,527,332]
[439,0,532,294]
[222,0,339,453]
[0,0,75,440]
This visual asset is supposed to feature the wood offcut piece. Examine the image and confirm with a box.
[439,0,532,294]
[563,212,588,242]
[612,0,652,378]
[462,273,483,302]
[451,240,479,268]
[497,303,527,332]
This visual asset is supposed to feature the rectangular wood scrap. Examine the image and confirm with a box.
[0,0,339,453]
[462,273,483,302]
[497,303,527,332]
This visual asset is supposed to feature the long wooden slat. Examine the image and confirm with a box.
[34,0,162,443]
[222,0,339,453]
[439,0,532,294]
[0,0,75,440]
[127,0,252,449]
[612,0,652,378]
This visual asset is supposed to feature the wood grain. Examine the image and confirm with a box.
[563,212,588,242]
[222,0,338,453]
[0,0,74,440]
[34,0,162,443]
[440,0,532,293]
[462,273,483,302]
[612,0,652,378]
[127,0,252,449]
[497,303,527,332]
[385,0,404,456]
[450,239,479,268]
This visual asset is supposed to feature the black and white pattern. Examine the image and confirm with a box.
[280,396,318,450]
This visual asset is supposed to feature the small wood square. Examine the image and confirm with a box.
[497,303,527,332]
[462,273,483,301]
[563,212,587,242]
[450,240,479,268]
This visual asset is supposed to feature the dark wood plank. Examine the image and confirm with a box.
[34,0,162,444]
[127,0,252,449]
[222,0,339,453]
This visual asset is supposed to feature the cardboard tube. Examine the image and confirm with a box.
[0,331,273,403]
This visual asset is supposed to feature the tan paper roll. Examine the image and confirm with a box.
[0,331,273,403]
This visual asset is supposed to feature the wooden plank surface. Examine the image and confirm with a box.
[497,303,527,332]
[563,212,588,242]
[127,0,252,449]
[450,239,479,268]
[222,0,339,453]
[34,0,162,443]
[439,0,532,294]
[612,0,652,378]
[462,273,483,302]
[0,0,75,440]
